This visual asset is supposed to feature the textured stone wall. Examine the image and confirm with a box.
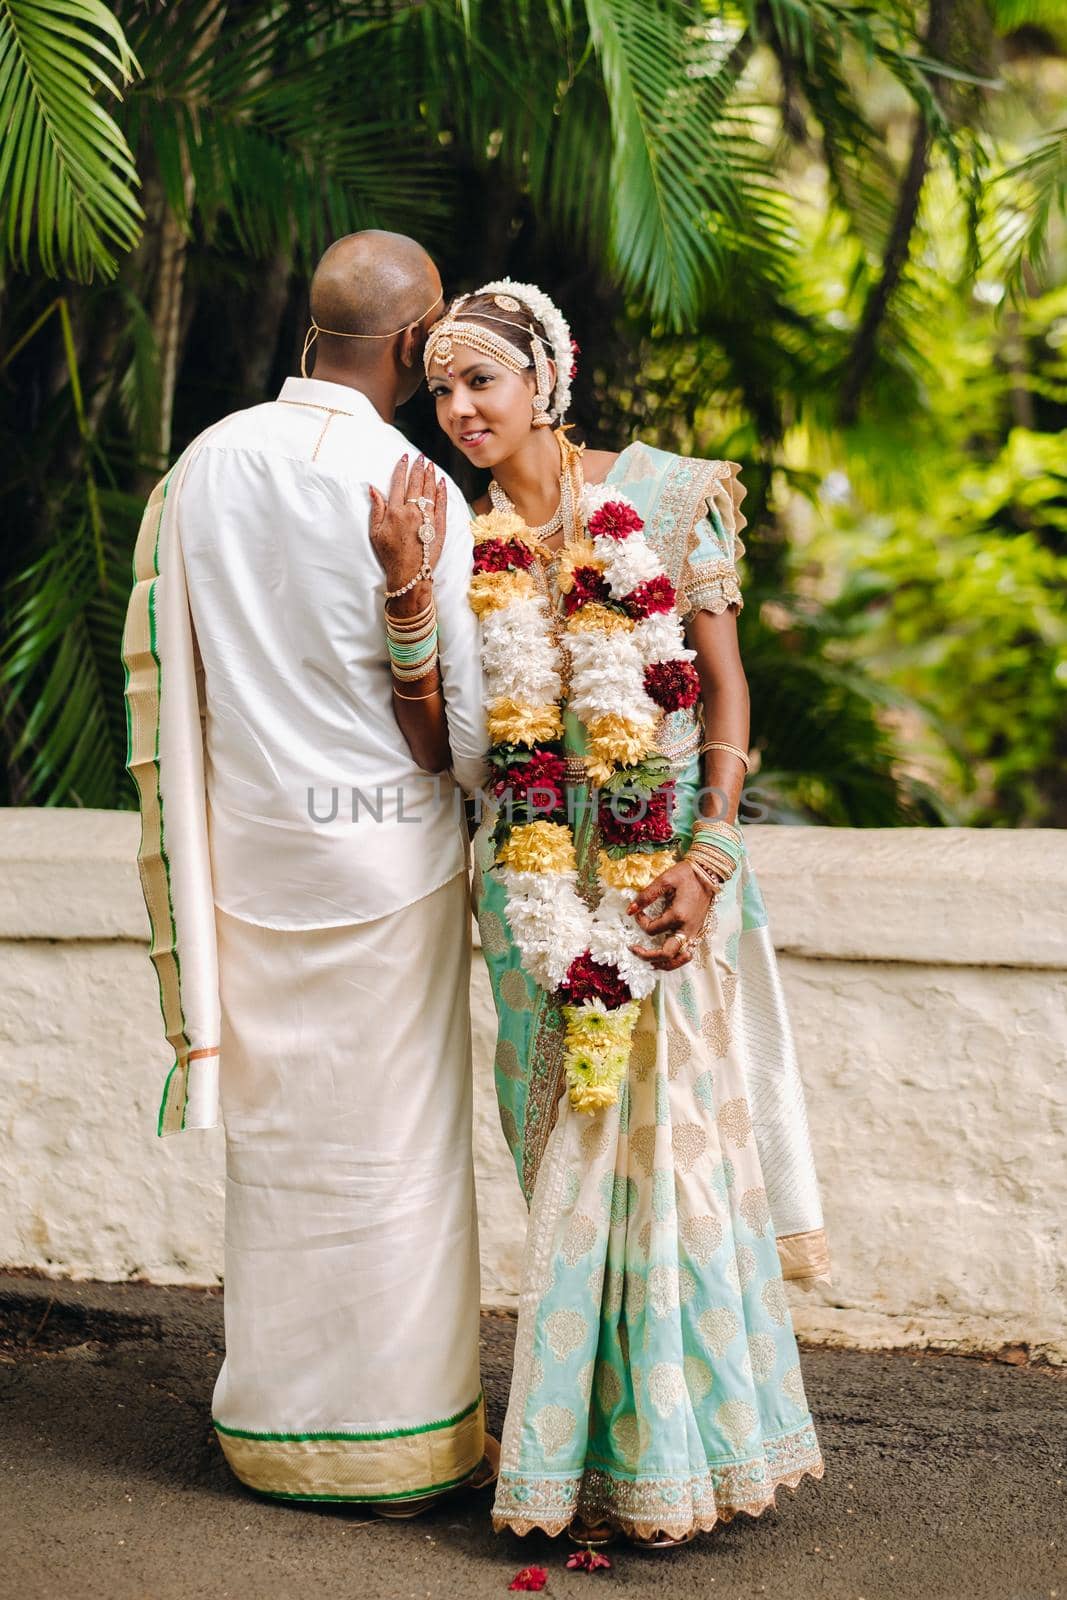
[1,810,1064,1360]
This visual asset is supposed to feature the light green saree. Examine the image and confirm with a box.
[474,442,827,1539]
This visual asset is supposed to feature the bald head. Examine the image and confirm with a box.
[309,231,441,337]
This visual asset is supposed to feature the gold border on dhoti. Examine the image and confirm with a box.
[214,1394,486,1501]
[776,1228,831,1285]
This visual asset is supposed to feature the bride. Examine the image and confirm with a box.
[385,280,828,1548]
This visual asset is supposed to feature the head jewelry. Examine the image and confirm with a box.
[300,290,443,377]
[423,280,574,425]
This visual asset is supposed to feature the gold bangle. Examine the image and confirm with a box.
[390,657,439,682]
[392,681,443,701]
[687,845,736,879]
[687,858,721,895]
[692,817,743,845]
[386,594,436,621]
[699,740,750,771]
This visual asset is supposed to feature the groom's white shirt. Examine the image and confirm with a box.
[178,375,486,930]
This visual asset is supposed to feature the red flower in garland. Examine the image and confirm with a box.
[558,954,632,1010]
[493,749,567,815]
[569,337,581,381]
[473,538,534,574]
[598,782,676,848]
[508,1568,548,1593]
[587,501,644,542]
[562,566,612,615]
[644,659,701,711]
[624,574,677,618]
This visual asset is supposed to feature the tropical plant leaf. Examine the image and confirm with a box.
[0,0,143,279]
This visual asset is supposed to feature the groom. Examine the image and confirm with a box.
[122,230,492,1507]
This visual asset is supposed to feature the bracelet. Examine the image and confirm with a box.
[392,680,443,701]
[385,560,433,600]
[687,844,737,881]
[687,858,722,896]
[388,628,439,665]
[694,819,742,857]
[699,739,750,771]
[386,597,436,631]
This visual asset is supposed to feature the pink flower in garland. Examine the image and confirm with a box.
[598,782,676,848]
[562,566,612,615]
[559,954,632,1010]
[473,538,534,574]
[587,501,644,542]
[624,574,677,618]
[570,338,581,381]
[644,659,701,711]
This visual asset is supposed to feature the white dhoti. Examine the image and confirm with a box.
[211,873,485,1501]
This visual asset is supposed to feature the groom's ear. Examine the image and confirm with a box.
[398,324,423,372]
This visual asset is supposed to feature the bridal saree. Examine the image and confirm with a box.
[475,442,827,1540]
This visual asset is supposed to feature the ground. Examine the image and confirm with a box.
[0,1275,1063,1600]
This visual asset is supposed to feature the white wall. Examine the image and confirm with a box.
[1,811,1064,1361]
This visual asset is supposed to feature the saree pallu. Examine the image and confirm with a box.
[211,873,485,1502]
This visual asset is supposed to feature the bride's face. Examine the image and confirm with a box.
[427,345,555,469]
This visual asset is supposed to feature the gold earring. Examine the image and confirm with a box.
[531,340,553,427]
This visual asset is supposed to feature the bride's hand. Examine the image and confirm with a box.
[369,455,447,591]
[627,862,716,971]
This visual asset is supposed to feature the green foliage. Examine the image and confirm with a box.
[0,0,143,279]
[0,0,1064,821]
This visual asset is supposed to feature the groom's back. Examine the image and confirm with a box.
[178,377,485,931]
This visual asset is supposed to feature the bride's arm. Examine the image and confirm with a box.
[369,456,452,773]
[628,606,750,971]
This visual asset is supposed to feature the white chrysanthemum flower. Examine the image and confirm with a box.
[498,868,578,899]
[597,537,663,597]
[580,482,638,522]
[568,630,659,725]
[502,878,592,987]
[476,277,574,421]
[480,597,562,702]
[566,629,644,675]
[587,887,661,997]
[631,613,695,666]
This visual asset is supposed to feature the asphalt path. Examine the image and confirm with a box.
[0,1275,1063,1600]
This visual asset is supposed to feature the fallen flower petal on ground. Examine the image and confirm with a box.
[508,1566,549,1592]
[566,1549,613,1571]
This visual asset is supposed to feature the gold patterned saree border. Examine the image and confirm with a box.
[492,1422,824,1540]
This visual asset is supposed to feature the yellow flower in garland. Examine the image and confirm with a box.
[555,541,602,595]
[597,848,676,891]
[566,602,634,635]
[488,698,564,746]
[586,713,657,768]
[562,1000,641,1112]
[498,819,577,875]
[564,1000,640,1055]
[470,569,535,615]
[583,755,616,789]
[471,509,540,548]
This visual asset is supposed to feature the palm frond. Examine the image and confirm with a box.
[988,127,1067,300]
[0,0,143,279]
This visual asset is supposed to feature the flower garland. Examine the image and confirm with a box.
[472,485,701,1114]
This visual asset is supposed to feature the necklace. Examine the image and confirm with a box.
[489,428,584,548]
